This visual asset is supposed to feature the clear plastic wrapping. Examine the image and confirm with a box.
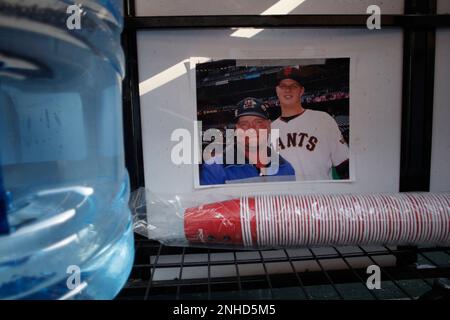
[130,188,450,249]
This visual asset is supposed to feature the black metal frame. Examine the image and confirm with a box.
[120,0,450,299]
[400,0,437,192]
[122,0,144,189]
[125,14,450,29]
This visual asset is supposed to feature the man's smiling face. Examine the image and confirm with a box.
[276,79,304,107]
[235,115,270,150]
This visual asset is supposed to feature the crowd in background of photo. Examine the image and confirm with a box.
[196,59,350,152]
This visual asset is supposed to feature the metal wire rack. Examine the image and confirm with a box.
[116,234,450,300]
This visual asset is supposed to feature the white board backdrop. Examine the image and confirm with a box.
[137,28,404,198]
[428,0,450,192]
[438,0,450,13]
[430,28,450,192]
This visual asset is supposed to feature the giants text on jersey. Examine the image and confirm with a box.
[271,109,349,181]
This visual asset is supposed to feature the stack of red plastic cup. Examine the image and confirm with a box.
[184,193,449,247]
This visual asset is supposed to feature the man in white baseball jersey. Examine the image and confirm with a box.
[271,66,349,181]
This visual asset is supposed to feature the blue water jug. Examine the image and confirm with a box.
[0,0,134,299]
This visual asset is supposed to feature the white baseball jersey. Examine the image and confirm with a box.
[271,109,349,181]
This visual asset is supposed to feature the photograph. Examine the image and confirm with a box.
[196,58,350,186]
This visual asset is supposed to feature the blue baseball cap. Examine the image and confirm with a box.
[234,97,269,120]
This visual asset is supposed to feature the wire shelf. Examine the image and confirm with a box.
[116,235,450,300]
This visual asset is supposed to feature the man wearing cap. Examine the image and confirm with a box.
[200,97,295,185]
[271,66,349,181]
